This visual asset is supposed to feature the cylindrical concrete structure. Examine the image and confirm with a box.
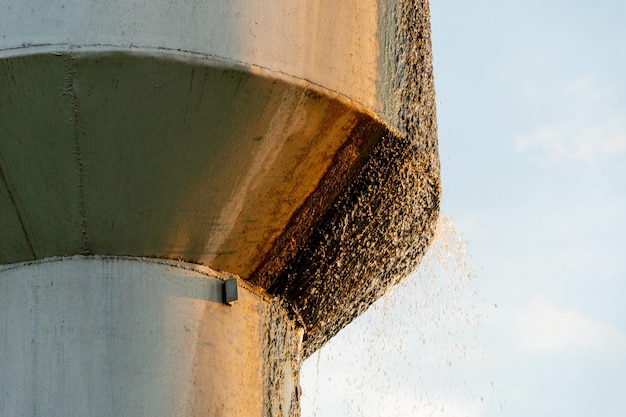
[0,257,301,416]
[1,1,440,415]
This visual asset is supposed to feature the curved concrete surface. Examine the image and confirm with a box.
[0,257,301,416]
[0,0,439,363]
[1,0,388,124]
[0,51,384,277]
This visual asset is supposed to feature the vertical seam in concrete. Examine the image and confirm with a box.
[63,53,90,254]
[0,160,36,258]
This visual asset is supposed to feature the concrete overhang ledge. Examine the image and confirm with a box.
[0,0,440,357]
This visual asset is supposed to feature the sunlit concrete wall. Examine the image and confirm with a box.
[0,0,396,124]
[0,257,301,416]
[0,0,440,415]
[0,0,420,277]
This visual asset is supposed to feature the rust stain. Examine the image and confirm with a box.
[206,95,371,277]
[248,113,385,290]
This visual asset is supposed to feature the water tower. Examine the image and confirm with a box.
[0,1,439,415]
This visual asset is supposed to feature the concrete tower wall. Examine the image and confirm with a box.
[0,257,301,416]
[1,0,395,124]
[0,1,440,415]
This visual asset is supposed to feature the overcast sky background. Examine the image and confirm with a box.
[301,1,626,416]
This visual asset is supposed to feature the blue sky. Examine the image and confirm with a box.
[301,1,626,416]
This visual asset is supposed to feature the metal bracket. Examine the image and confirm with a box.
[223,278,238,305]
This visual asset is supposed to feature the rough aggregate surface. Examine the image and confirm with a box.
[263,298,303,417]
[250,0,440,357]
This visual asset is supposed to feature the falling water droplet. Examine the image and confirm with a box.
[301,214,493,417]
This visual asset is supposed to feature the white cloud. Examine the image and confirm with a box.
[518,295,626,355]
[564,74,614,106]
[516,75,626,162]
[516,119,626,162]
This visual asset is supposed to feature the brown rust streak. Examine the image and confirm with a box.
[247,113,386,290]
[207,95,370,277]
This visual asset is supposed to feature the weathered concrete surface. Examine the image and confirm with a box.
[0,0,439,362]
[0,257,302,417]
[260,0,441,357]
[0,0,382,121]
[0,52,384,279]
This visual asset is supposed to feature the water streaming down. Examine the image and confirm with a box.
[300,215,488,417]
[252,0,441,359]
